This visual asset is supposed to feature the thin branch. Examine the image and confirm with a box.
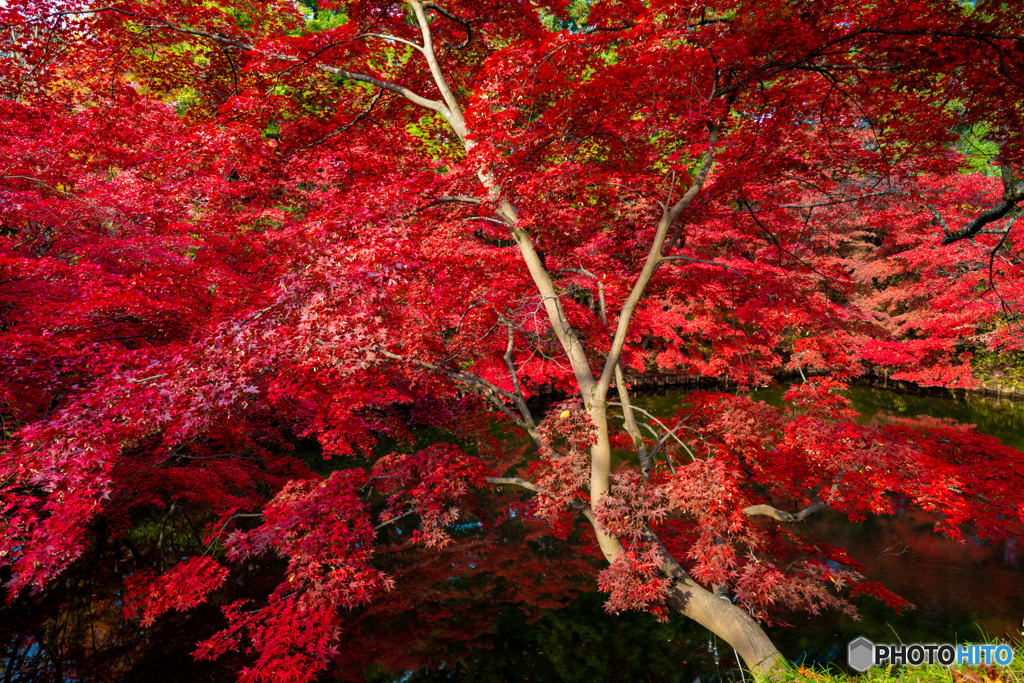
[607,401,694,459]
[403,195,483,219]
[221,47,239,99]
[450,300,484,339]
[777,190,891,209]
[375,509,417,531]
[434,195,481,204]
[485,476,542,493]
[423,3,472,50]
[941,167,1024,245]
[743,500,828,523]
[39,7,253,49]
[925,203,952,235]
[379,349,546,447]
[409,0,466,133]
[585,182,667,211]
[502,325,537,428]
[485,477,591,516]
[661,255,747,278]
[613,363,652,474]
[356,32,424,53]
[125,373,167,384]
[315,63,446,114]
[711,26,1024,101]
[294,88,383,153]
[31,6,451,118]
[156,500,177,573]
[982,212,1020,314]
[861,542,910,566]
[743,199,825,276]
[379,349,512,401]
[647,416,697,464]
[598,124,721,395]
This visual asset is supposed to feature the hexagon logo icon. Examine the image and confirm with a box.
[848,637,875,672]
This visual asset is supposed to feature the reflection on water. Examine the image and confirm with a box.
[394,385,1024,680]
[632,384,1024,670]
[371,591,735,683]
[775,509,1023,668]
[760,384,1024,451]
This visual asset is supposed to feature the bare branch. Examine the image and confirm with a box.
[125,373,168,384]
[485,477,592,516]
[607,401,695,461]
[661,255,747,278]
[295,88,383,153]
[375,509,417,531]
[379,349,547,448]
[779,190,890,209]
[502,325,538,428]
[665,126,720,225]
[434,196,481,204]
[925,203,952,235]
[315,64,446,114]
[647,416,696,464]
[712,27,1024,101]
[356,32,424,53]
[32,6,451,118]
[409,0,467,135]
[983,212,1020,311]
[586,182,666,210]
[940,202,1020,245]
[485,476,542,493]
[39,7,254,49]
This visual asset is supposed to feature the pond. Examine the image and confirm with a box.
[638,385,1024,672]
[763,386,1024,669]
[389,385,1024,682]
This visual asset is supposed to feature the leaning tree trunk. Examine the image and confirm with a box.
[664,566,785,677]
[587,405,785,679]
[590,516,785,677]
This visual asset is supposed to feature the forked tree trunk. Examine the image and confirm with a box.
[393,3,786,673]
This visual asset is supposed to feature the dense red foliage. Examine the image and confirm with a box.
[2,0,1024,679]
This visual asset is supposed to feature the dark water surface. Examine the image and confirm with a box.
[632,385,1024,670]
[393,386,1024,681]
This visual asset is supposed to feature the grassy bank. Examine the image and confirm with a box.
[769,642,1023,683]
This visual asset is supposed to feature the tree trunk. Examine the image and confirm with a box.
[586,407,784,679]
[587,515,785,677]
[665,578,784,678]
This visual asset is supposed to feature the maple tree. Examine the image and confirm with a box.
[2,0,1024,680]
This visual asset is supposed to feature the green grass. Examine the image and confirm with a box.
[765,642,1024,683]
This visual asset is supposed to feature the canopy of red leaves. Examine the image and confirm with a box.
[1,0,1023,679]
